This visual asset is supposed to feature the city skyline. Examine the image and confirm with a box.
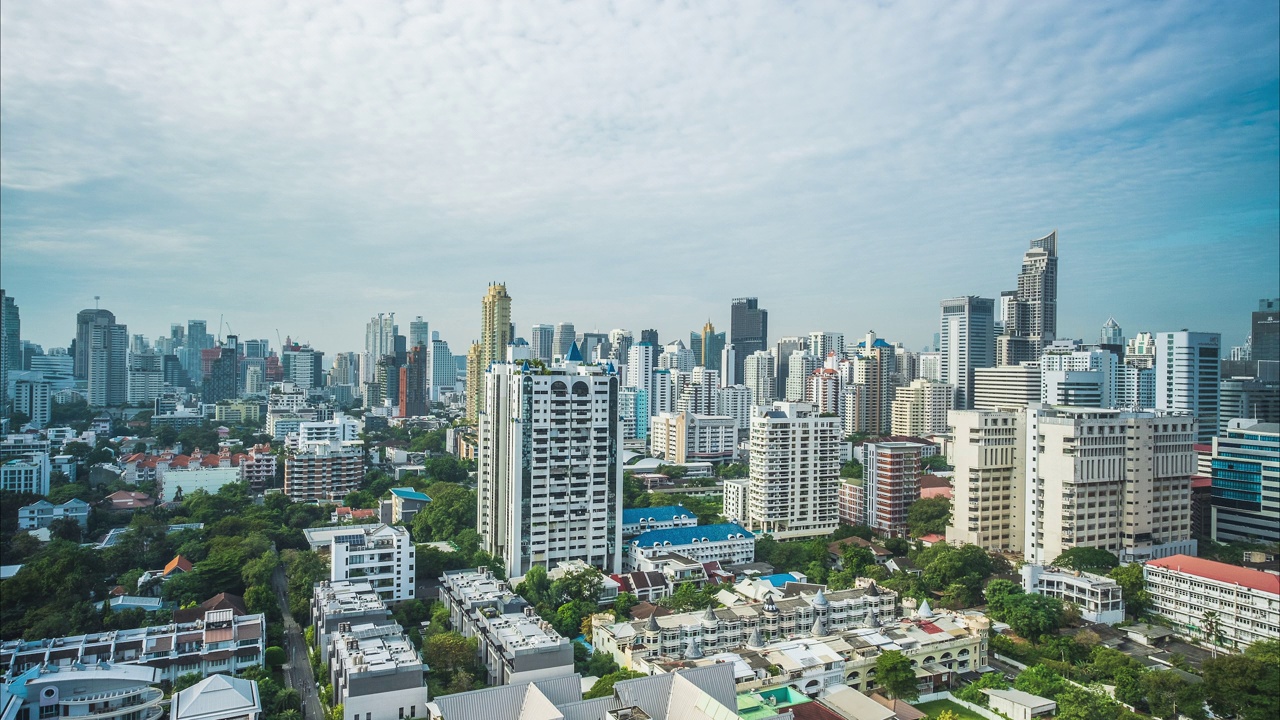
[2,2,1276,352]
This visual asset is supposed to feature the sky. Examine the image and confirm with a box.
[2,0,1277,356]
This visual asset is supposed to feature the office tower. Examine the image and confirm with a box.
[401,345,429,417]
[87,316,129,407]
[74,308,116,380]
[808,331,845,361]
[848,331,898,434]
[1039,343,1118,408]
[13,379,51,429]
[720,344,737,386]
[996,231,1059,366]
[364,312,398,382]
[895,346,919,385]
[996,290,1016,335]
[640,328,659,346]
[0,290,15,413]
[918,351,943,382]
[127,351,165,405]
[203,336,241,403]
[607,329,633,363]
[891,379,952,436]
[690,321,726,373]
[281,341,324,389]
[974,364,1041,410]
[331,352,358,387]
[772,336,807,399]
[1024,406,1197,565]
[1254,298,1280,379]
[940,296,995,410]
[578,332,609,362]
[377,354,401,408]
[1126,332,1156,369]
[170,323,185,346]
[1100,317,1124,348]
[1218,378,1280,434]
[736,402,839,540]
[730,297,768,382]
[242,338,269,359]
[743,351,776,405]
[477,357,623,576]
[553,322,576,359]
[430,337,454,401]
[162,355,190,388]
[852,442,921,537]
[1156,331,1221,443]
[1209,419,1279,543]
[467,284,513,420]
[187,320,210,350]
[658,341,695,372]
[1117,364,1156,410]
[529,324,554,362]
[947,409,1024,552]
[783,350,820,401]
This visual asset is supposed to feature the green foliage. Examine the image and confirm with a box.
[839,461,863,479]
[1051,547,1119,574]
[1201,640,1280,720]
[583,670,647,699]
[656,583,718,612]
[424,631,478,676]
[613,592,638,620]
[921,454,951,472]
[516,566,553,607]
[715,462,748,479]
[983,578,1065,641]
[1014,664,1068,698]
[1055,687,1122,720]
[174,671,205,692]
[954,671,1008,705]
[874,649,918,700]
[409,482,476,542]
[754,534,829,572]
[1107,564,1149,619]
[830,524,874,541]
[906,496,951,537]
[265,646,287,667]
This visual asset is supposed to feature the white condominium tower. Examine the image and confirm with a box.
[997,231,1058,366]
[1155,331,1221,443]
[737,402,840,540]
[477,356,623,576]
[743,351,776,405]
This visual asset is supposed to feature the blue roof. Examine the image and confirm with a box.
[566,341,583,362]
[853,338,894,349]
[623,506,694,525]
[390,487,432,502]
[631,522,755,548]
[760,572,805,587]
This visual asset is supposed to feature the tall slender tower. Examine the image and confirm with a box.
[997,231,1059,366]
[730,298,768,382]
[940,296,995,410]
[469,284,512,420]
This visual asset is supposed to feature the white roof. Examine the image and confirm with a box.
[818,686,896,720]
[174,674,261,720]
[983,688,1057,710]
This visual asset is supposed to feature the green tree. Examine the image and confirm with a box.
[1141,669,1205,720]
[1051,547,1119,574]
[1108,564,1149,618]
[1002,593,1065,640]
[613,592,638,620]
[516,566,552,607]
[955,670,1008,705]
[1015,664,1068,699]
[174,672,205,692]
[983,578,1023,615]
[424,632,478,676]
[874,650,918,700]
[1202,641,1280,720]
[1056,687,1121,720]
[583,670,647,699]
[906,496,951,537]
[265,646,287,667]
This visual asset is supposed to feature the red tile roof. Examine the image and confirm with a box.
[164,555,194,575]
[1146,555,1280,595]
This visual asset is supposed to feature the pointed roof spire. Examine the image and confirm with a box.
[811,616,825,636]
[566,341,583,362]
[646,614,661,633]
[685,636,703,660]
[918,599,934,619]
[812,588,828,607]
[748,628,765,648]
[703,606,718,624]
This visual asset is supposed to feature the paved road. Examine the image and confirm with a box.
[274,565,323,720]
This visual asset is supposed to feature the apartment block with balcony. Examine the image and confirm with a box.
[858,442,921,538]
[0,663,164,720]
[947,409,1024,552]
[283,439,364,502]
[311,580,393,663]
[17,498,90,529]
[1144,554,1279,650]
[328,622,429,720]
[621,505,698,540]
[303,524,416,603]
[740,402,841,540]
[649,412,738,464]
[628,523,755,570]
[1021,564,1124,624]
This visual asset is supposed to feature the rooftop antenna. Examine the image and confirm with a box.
[94,295,100,310]
[218,314,224,344]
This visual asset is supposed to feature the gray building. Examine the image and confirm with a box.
[940,296,995,410]
[730,297,768,384]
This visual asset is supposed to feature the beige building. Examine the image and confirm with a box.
[947,408,1024,552]
[650,411,738,464]
[736,402,841,540]
[468,283,512,420]
[891,378,953,436]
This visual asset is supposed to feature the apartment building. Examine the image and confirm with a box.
[303,524,416,602]
[621,505,698,539]
[1156,331,1221,443]
[628,523,755,570]
[0,664,163,720]
[1209,419,1279,544]
[283,439,364,502]
[973,364,1041,411]
[649,412,738,464]
[1144,554,1279,650]
[1021,564,1124,624]
[17,498,90,529]
[891,378,952,437]
[328,622,429,720]
[736,402,840,540]
[947,409,1024,552]
[851,442,921,538]
[311,580,393,662]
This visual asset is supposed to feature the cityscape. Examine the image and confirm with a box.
[2,3,1279,720]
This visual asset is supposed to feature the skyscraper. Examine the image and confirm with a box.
[996,231,1059,366]
[401,345,430,417]
[203,336,241,403]
[409,316,430,349]
[690,321,726,372]
[736,402,840,540]
[1100,317,1124,348]
[477,357,622,576]
[743,351,776,405]
[365,313,398,382]
[430,336,455,401]
[1156,331,1221,443]
[88,317,129,407]
[1253,298,1280,378]
[940,296,995,410]
[469,284,513,420]
[531,324,555,362]
[75,308,117,380]
[639,329,659,346]
[0,290,16,413]
[730,297,768,382]
[552,322,575,360]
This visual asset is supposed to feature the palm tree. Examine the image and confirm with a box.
[1201,610,1221,657]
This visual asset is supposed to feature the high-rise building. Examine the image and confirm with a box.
[88,315,129,407]
[658,341,695,372]
[625,342,656,400]
[530,324,554,362]
[187,320,210,350]
[13,379,51,429]
[1156,331,1221,443]
[401,345,430,417]
[735,402,839,540]
[1209,419,1278,544]
[650,411,737,464]
[973,364,1041,410]
[853,442,922,538]
[1218,378,1280,435]
[619,387,650,440]
[848,332,898,434]
[805,368,844,416]
[608,329,633,362]
[477,357,622,576]
[468,284,513,420]
[1253,298,1280,378]
[127,351,165,405]
[996,231,1059,366]
[1126,332,1157,369]
[742,351,775,405]
[75,308,117,380]
[284,439,364,502]
[720,344,738,386]
[808,331,845,361]
[772,336,807,399]
[364,312,398,383]
[1039,343,1118,408]
[552,322,576,360]
[730,297,768,382]
[690,321,726,372]
[940,296,995,410]
[281,341,324,390]
[1117,363,1156,410]
[0,290,16,413]
[1100,317,1124,348]
[1024,406,1198,565]
[891,378,952,436]
[203,336,241,403]
[947,409,1024,552]
[640,328,659,346]
[430,336,454,401]
[918,351,943,382]
[408,316,430,349]
[783,350,820,402]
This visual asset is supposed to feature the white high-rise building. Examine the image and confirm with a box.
[1126,332,1157,369]
[552,322,576,360]
[1156,331,1222,443]
[1040,343,1118,408]
[784,350,821,402]
[737,402,840,540]
[891,379,952,436]
[478,357,623,576]
[430,336,455,401]
[13,379,52,429]
[1100,317,1123,347]
[649,412,737,464]
[608,329,633,362]
[720,344,737,386]
[715,384,752,431]
[940,296,995,410]
[743,351,776,406]
[808,332,845,362]
[675,367,719,416]
[127,351,165,405]
[619,387,649,440]
[919,352,943,382]
[658,341,695,372]
[650,368,675,414]
[997,231,1059,366]
[1116,364,1156,409]
[805,368,844,416]
[974,364,1041,410]
[531,324,555,362]
[364,313,397,382]
[625,343,656,399]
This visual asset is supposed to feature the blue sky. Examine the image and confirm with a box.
[2,0,1277,354]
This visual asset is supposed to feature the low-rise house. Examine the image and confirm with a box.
[629,522,755,571]
[17,498,90,529]
[103,490,157,511]
[312,580,392,662]
[982,688,1056,720]
[382,487,431,525]
[173,674,262,720]
[173,592,248,624]
[827,537,893,567]
[137,555,193,595]
[1021,564,1124,624]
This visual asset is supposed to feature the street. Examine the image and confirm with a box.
[274,565,324,720]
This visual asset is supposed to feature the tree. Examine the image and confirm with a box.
[830,524,873,541]
[174,672,205,692]
[955,671,1008,705]
[47,517,83,543]
[840,546,876,576]
[516,566,552,607]
[1202,642,1280,720]
[983,578,1023,615]
[424,632,477,677]
[906,496,951,537]
[552,600,597,639]
[1051,547,1119,574]
[1108,564,1149,618]
[613,592,638,620]
[1056,687,1121,720]
[265,646,287,668]
[1015,664,1068,699]
[583,670,646,699]
[874,650,918,700]
[1141,669,1205,720]
[1002,594,1065,640]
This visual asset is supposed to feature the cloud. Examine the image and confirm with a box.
[1,0,1276,352]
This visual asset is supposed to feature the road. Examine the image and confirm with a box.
[274,565,324,720]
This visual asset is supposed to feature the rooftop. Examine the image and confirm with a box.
[390,487,431,502]
[174,674,261,720]
[632,522,754,548]
[623,505,696,525]
[1146,554,1280,595]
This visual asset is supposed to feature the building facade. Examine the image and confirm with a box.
[1156,331,1221,443]
[940,296,995,410]
[1144,554,1279,650]
[649,412,737,464]
[737,402,840,540]
[947,409,1023,552]
[1209,419,1279,544]
[303,524,416,603]
[891,378,952,437]
[283,439,364,502]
